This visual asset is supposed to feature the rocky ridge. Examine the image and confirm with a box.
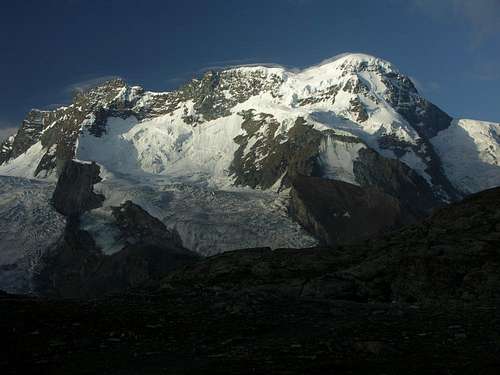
[2,53,494,198]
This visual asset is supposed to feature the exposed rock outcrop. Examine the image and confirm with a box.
[8,109,47,160]
[289,175,410,246]
[33,217,103,298]
[230,114,324,189]
[35,200,199,298]
[51,160,104,217]
[353,147,438,214]
[111,200,184,249]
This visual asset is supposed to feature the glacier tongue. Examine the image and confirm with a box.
[80,172,317,256]
[0,176,65,293]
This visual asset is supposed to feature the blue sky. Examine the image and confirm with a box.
[1,0,499,137]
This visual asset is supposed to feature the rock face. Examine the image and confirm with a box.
[51,160,105,217]
[34,200,199,298]
[33,218,103,298]
[289,175,412,246]
[0,136,13,165]
[353,147,438,214]
[230,115,325,189]
[111,200,184,249]
[34,163,199,298]
[5,110,47,161]
[166,186,500,305]
[286,145,440,246]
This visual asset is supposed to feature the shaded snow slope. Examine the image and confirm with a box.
[80,172,317,256]
[0,176,65,293]
[0,142,55,179]
[431,119,500,194]
[317,135,366,185]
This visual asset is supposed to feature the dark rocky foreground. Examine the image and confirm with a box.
[1,187,500,374]
[1,289,499,375]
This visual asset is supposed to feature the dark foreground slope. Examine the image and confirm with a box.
[1,187,500,374]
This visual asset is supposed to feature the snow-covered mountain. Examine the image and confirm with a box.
[2,53,498,193]
[0,52,499,293]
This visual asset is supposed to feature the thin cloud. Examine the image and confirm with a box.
[284,0,313,5]
[409,76,441,94]
[63,75,122,95]
[412,0,500,45]
[165,76,187,86]
[315,52,354,66]
[0,123,17,142]
[409,76,425,93]
[45,103,69,110]
[473,61,500,81]
[164,58,283,89]
[200,57,274,67]
[195,57,285,74]
[427,81,441,91]
[196,62,287,73]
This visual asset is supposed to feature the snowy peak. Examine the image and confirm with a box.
[0,53,498,198]
[298,52,399,78]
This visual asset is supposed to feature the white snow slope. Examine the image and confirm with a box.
[431,119,500,194]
